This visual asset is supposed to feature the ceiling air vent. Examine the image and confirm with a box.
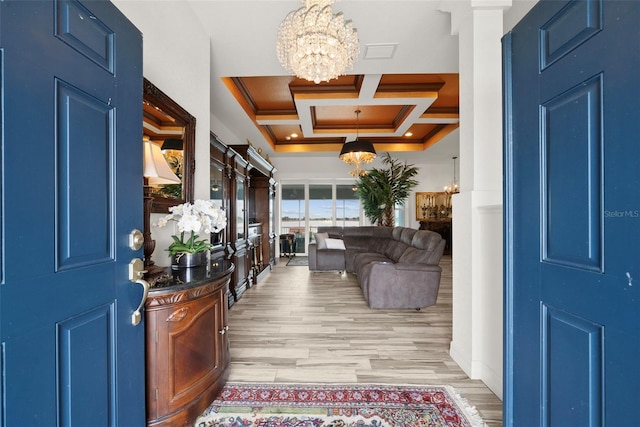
[364,43,398,60]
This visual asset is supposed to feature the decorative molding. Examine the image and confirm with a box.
[166,307,189,322]
[143,78,196,213]
[146,279,227,307]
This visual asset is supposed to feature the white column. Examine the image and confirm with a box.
[440,0,510,399]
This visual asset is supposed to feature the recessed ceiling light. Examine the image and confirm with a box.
[291,133,298,138]
[285,136,291,140]
[404,132,413,137]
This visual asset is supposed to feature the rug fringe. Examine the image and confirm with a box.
[443,385,488,427]
[219,382,489,426]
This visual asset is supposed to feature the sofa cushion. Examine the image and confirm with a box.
[353,252,392,277]
[398,247,432,265]
[325,238,346,250]
[397,230,444,265]
[315,232,329,249]
[399,227,418,244]
[343,235,374,251]
[317,227,344,239]
[411,230,446,264]
[383,239,409,262]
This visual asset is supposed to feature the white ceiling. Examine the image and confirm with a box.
[187,0,536,163]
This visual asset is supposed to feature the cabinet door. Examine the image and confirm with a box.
[235,177,245,241]
[210,159,225,256]
[230,175,250,302]
[152,294,225,422]
[218,287,230,367]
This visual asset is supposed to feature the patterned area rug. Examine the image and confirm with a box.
[285,256,308,266]
[195,383,486,427]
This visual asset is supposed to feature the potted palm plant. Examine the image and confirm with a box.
[355,152,419,227]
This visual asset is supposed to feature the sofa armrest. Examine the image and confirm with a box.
[394,263,442,273]
[364,261,443,309]
[308,242,318,270]
[367,262,441,279]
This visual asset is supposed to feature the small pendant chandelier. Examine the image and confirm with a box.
[339,109,376,177]
[444,156,459,194]
[276,0,360,84]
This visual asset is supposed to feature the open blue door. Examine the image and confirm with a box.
[0,1,144,425]
[504,0,640,425]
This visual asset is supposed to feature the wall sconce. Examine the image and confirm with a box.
[143,137,181,274]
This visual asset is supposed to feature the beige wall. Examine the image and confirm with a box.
[112,0,211,266]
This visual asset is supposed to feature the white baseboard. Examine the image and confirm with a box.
[450,341,503,401]
[472,360,503,400]
[449,340,473,378]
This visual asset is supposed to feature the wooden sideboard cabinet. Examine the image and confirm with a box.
[419,218,452,255]
[210,134,277,307]
[145,261,235,426]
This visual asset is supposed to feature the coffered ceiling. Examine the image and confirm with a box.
[143,101,183,142]
[185,0,464,161]
[224,72,459,154]
[170,1,536,161]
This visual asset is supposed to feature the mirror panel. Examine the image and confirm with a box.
[210,161,224,247]
[236,178,245,240]
[143,78,195,212]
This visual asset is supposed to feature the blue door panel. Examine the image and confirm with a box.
[58,304,114,426]
[540,0,602,70]
[56,79,114,269]
[541,74,602,271]
[542,305,604,427]
[505,1,640,425]
[55,0,115,73]
[0,1,144,425]
[2,334,58,424]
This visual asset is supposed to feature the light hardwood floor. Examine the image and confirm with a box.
[226,255,503,426]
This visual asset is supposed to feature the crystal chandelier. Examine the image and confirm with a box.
[444,156,459,194]
[277,0,359,84]
[339,110,376,177]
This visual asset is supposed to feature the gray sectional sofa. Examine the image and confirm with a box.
[308,226,446,309]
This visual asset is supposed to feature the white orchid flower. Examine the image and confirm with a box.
[155,199,227,256]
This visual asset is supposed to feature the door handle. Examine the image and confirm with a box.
[129,258,150,326]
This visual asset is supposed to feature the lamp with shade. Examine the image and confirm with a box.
[339,109,376,177]
[142,137,181,274]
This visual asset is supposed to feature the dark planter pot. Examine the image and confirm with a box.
[171,251,208,269]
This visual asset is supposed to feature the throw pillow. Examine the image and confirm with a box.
[325,238,346,250]
[315,232,329,250]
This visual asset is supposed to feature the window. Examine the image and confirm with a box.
[281,184,305,254]
[309,184,332,238]
[336,185,360,227]
[395,205,406,227]
[279,181,362,255]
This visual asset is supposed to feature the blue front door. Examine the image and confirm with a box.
[504,0,640,425]
[0,1,144,425]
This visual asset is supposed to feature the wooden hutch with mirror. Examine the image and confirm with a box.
[209,134,277,307]
[143,78,195,213]
[142,80,233,427]
[142,78,196,276]
[139,83,276,424]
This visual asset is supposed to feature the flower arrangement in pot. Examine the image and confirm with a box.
[156,199,227,268]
